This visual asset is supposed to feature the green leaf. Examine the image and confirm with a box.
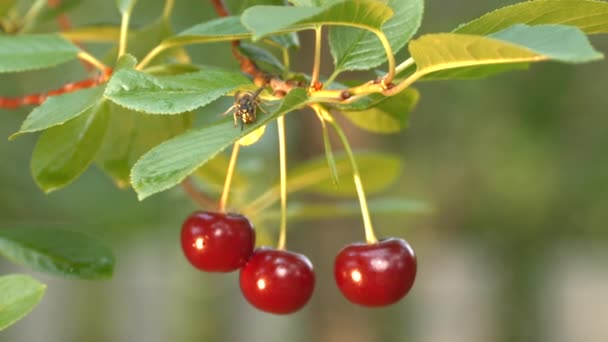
[263,197,432,221]
[268,33,300,50]
[340,88,418,134]
[242,0,393,40]
[11,86,105,139]
[287,151,402,197]
[31,101,110,193]
[0,274,45,331]
[0,34,80,73]
[0,228,114,279]
[238,43,284,73]
[409,24,603,81]
[455,0,608,35]
[61,25,121,43]
[329,0,424,72]
[167,16,252,47]
[288,0,323,6]
[116,0,137,14]
[96,103,193,187]
[131,88,309,200]
[104,69,250,114]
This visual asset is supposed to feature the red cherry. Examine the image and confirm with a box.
[334,238,416,307]
[181,211,255,272]
[240,248,315,314]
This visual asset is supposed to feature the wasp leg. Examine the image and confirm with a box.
[221,104,236,117]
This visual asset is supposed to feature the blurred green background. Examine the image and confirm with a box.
[2,0,608,341]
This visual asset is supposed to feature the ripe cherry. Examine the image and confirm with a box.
[240,248,315,314]
[181,211,255,272]
[334,238,416,307]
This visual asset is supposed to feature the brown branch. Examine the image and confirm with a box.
[0,68,112,109]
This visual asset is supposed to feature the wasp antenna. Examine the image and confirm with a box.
[251,86,265,100]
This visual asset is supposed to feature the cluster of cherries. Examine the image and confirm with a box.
[181,211,417,314]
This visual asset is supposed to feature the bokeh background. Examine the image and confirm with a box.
[1,0,608,341]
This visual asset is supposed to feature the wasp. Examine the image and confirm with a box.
[222,87,267,130]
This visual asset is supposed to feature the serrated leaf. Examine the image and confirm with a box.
[104,69,250,114]
[455,0,608,35]
[0,228,114,279]
[0,34,80,73]
[11,86,105,139]
[31,101,109,193]
[409,24,603,81]
[131,88,309,200]
[0,274,45,331]
[329,0,423,72]
[262,197,432,221]
[116,0,137,14]
[61,25,121,43]
[96,103,193,188]
[286,151,402,197]
[340,88,418,134]
[242,0,393,40]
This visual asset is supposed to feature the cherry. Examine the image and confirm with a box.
[334,238,416,307]
[239,248,315,314]
[181,211,255,272]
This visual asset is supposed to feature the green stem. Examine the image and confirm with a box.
[372,29,395,84]
[323,109,378,244]
[310,25,323,87]
[219,143,240,212]
[162,0,175,20]
[276,116,288,250]
[118,11,131,58]
[395,57,415,75]
[20,0,46,33]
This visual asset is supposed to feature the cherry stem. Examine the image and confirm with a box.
[276,116,288,250]
[162,0,175,20]
[118,9,131,58]
[181,177,215,209]
[77,51,108,73]
[310,25,322,89]
[219,142,241,213]
[322,109,378,244]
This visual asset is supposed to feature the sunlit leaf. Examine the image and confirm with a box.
[0,0,17,17]
[329,0,424,72]
[0,274,45,331]
[104,69,250,114]
[409,24,603,81]
[31,101,109,193]
[131,88,309,200]
[340,88,418,133]
[11,86,105,139]
[455,0,608,35]
[242,0,393,40]
[165,16,252,47]
[0,227,114,279]
[0,34,80,73]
